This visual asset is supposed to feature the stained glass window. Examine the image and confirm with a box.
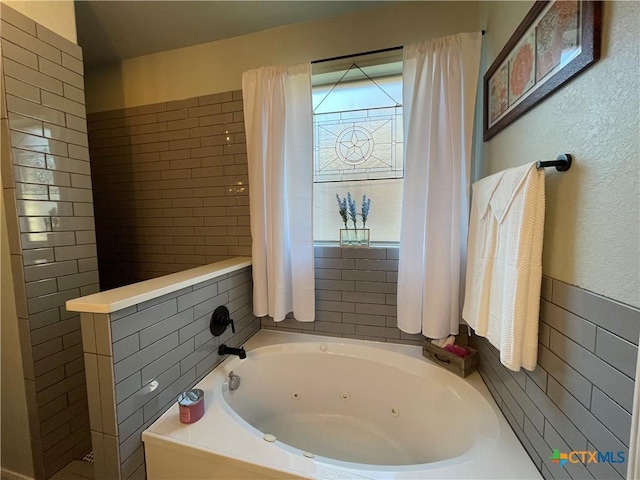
[312,63,404,243]
[314,105,403,182]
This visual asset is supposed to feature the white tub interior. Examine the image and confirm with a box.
[142,330,542,479]
[221,342,498,466]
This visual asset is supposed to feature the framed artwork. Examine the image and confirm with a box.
[483,1,602,141]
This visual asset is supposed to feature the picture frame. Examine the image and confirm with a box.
[483,1,602,141]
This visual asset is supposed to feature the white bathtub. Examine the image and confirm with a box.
[142,330,542,479]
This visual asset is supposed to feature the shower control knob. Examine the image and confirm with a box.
[210,306,235,336]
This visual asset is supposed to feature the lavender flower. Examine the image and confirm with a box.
[360,195,371,228]
[347,192,358,228]
[336,193,348,229]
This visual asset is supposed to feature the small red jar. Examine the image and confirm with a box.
[178,389,205,424]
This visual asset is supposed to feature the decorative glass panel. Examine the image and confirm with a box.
[313,106,403,183]
[312,69,403,243]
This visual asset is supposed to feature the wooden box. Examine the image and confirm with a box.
[422,338,479,378]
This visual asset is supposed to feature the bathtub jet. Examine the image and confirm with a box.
[218,344,246,359]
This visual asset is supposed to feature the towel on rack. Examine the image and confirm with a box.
[462,162,545,371]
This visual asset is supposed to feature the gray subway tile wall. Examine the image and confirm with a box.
[87,89,250,289]
[1,4,97,478]
[262,246,426,345]
[263,246,639,479]
[473,277,639,480]
[82,267,258,480]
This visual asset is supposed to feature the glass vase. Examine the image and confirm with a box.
[339,228,370,247]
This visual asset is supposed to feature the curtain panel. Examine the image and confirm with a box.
[242,64,315,322]
[397,32,482,338]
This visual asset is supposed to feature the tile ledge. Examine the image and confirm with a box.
[66,257,251,314]
[314,242,399,248]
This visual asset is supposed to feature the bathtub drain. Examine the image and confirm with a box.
[263,434,276,442]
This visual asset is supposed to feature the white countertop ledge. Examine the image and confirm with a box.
[66,257,252,314]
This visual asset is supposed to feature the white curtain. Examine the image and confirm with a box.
[397,32,482,337]
[242,64,315,322]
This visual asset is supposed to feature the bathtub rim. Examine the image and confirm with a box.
[142,329,543,480]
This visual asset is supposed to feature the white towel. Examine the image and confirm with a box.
[462,163,545,371]
[462,171,504,338]
[431,335,456,348]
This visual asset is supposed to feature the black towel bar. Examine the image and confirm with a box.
[536,153,572,171]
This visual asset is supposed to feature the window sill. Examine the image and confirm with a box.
[314,241,399,249]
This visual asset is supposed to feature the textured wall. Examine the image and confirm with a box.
[479,1,639,307]
[262,246,427,345]
[79,266,258,480]
[474,277,639,480]
[87,91,250,289]
[475,1,640,478]
[1,4,97,478]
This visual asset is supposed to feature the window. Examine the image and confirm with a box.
[312,54,404,243]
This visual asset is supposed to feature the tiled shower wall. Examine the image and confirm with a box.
[87,92,250,290]
[80,266,258,480]
[262,246,426,345]
[473,277,639,480]
[1,5,97,478]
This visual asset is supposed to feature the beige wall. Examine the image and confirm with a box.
[85,1,480,113]
[479,1,639,308]
[1,0,77,43]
